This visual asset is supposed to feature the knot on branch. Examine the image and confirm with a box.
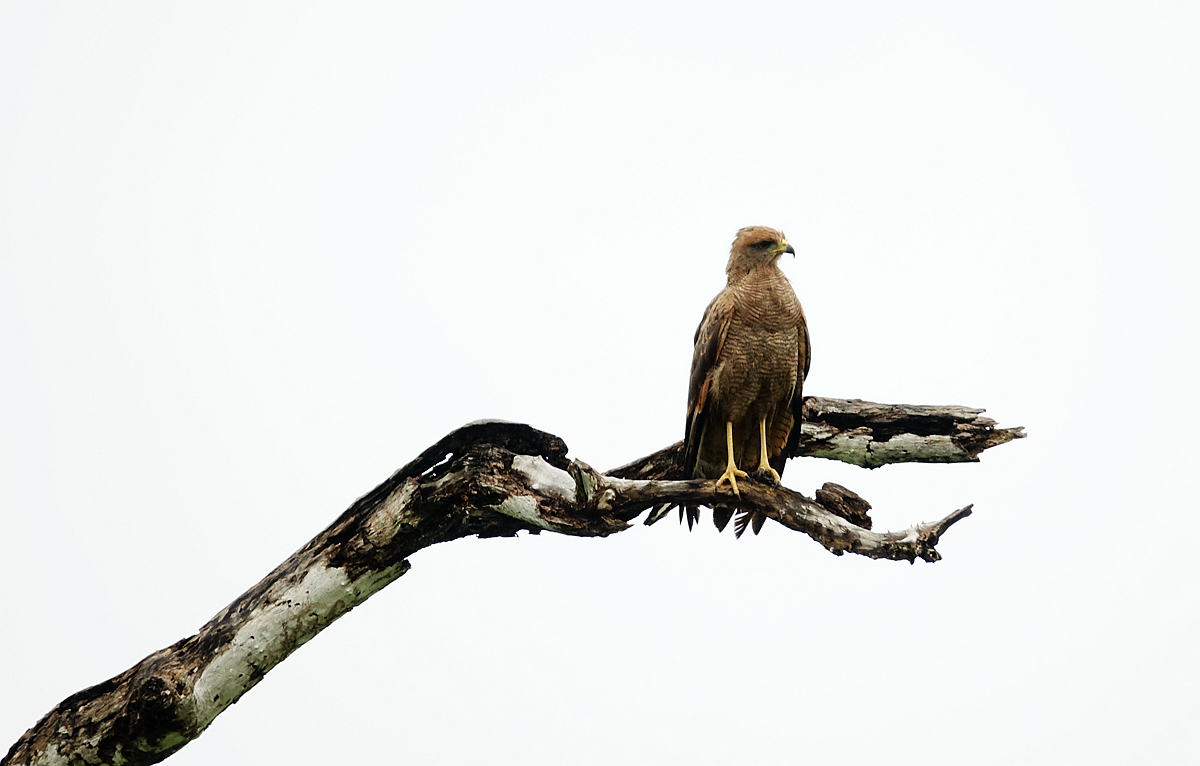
[814,482,873,530]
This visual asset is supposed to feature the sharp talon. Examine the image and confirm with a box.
[754,419,782,486]
[715,466,749,496]
[715,422,748,496]
[753,465,782,485]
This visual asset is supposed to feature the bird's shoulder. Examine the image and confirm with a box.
[687,287,735,408]
[693,286,736,344]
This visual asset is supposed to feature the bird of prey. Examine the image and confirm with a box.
[680,225,810,536]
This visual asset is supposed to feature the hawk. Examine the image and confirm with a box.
[680,226,810,536]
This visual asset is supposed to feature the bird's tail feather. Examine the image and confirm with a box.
[712,506,734,532]
[644,503,672,526]
[644,504,701,530]
[733,510,767,538]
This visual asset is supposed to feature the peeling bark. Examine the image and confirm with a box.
[800,397,1024,468]
[4,397,1022,766]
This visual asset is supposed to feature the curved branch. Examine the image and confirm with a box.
[5,398,1019,766]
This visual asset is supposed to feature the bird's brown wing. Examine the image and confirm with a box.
[679,289,735,529]
[782,306,811,462]
[684,289,734,474]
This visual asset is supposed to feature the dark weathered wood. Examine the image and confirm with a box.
[801,396,1024,468]
[4,401,1022,766]
[815,482,874,530]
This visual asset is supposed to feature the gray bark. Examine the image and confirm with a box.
[3,396,1023,766]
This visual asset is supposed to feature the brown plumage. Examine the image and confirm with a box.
[681,226,810,536]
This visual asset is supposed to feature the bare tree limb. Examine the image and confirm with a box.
[799,396,1024,468]
[4,398,1022,766]
[610,395,1025,479]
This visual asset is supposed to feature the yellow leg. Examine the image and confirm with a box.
[715,421,750,496]
[757,419,782,484]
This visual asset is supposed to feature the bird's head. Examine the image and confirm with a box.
[726,226,795,279]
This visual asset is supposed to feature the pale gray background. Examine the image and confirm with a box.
[2,3,1197,764]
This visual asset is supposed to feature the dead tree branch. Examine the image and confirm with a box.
[4,397,1022,766]
[610,395,1025,479]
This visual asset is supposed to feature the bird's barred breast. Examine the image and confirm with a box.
[737,268,803,330]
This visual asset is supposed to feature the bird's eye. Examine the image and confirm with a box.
[754,240,774,249]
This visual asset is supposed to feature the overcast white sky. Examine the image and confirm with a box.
[2,3,1197,764]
